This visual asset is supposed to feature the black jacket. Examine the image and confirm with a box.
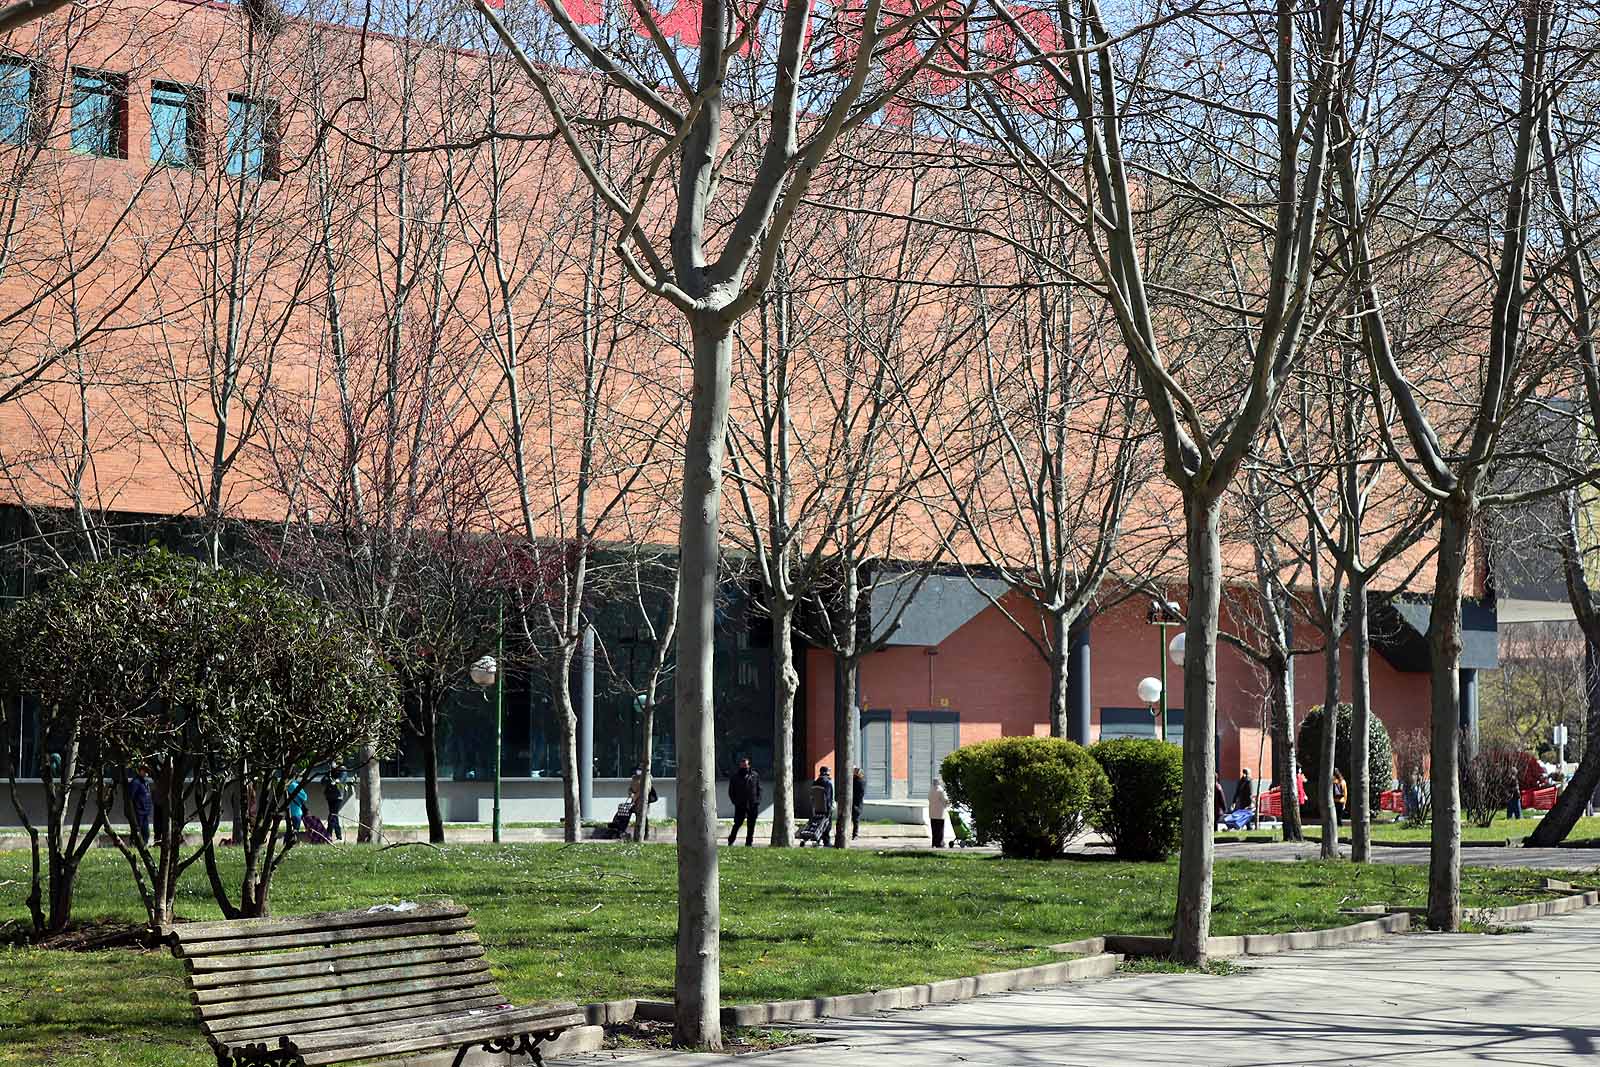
[813,774,835,814]
[729,766,762,808]
[1233,776,1254,812]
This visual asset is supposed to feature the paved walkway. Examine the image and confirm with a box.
[1213,838,1600,871]
[574,907,1600,1066]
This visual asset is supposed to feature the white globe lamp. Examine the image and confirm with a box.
[1136,676,1163,705]
[469,655,498,688]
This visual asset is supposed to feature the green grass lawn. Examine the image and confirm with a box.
[0,843,1585,1067]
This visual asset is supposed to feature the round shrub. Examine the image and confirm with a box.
[940,737,1109,859]
[1088,738,1184,860]
[1298,703,1394,813]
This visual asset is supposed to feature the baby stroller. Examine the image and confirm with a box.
[301,813,332,844]
[1220,807,1255,832]
[798,782,833,846]
[604,798,635,839]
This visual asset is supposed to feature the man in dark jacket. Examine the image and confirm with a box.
[323,763,350,842]
[728,757,762,847]
[128,767,153,845]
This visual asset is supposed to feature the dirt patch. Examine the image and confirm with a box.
[606,1019,822,1055]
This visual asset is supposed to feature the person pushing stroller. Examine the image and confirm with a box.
[799,766,835,846]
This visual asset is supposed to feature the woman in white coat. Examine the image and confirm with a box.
[928,776,950,848]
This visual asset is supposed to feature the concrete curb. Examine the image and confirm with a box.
[632,953,1122,1027]
[1470,889,1600,923]
[1101,913,1413,959]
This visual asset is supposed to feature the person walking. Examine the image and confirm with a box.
[1232,768,1254,812]
[128,767,153,845]
[929,775,950,848]
[286,778,308,842]
[728,757,762,847]
[1214,777,1228,830]
[813,767,835,846]
[851,768,866,839]
[322,763,349,842]
[1331,769,1349,822]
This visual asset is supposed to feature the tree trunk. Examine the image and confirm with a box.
[1048,619,1071,740]
[634,701,656,842]
[671,320,729,1050]
[1529,633,1600,846]
[46,854,75,934]
[1173,494,1220,965]
[1427,500,1468,931]
[770,604,799,846]
[1269,653,1302,841]
[1320,629,1341,859]
[420,689,445,845]
[553,649,582,843]
[833,654,857,849]
[1349,583,1374,862]
[357,741,383,844]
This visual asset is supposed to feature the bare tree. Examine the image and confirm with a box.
[980,0,1349,961]
[466,0,973,1036]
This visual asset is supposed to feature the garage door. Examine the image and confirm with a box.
[909,711,960,799]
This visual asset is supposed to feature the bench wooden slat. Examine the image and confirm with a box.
[185,932,483,976]
[174,916,475,959]
[188,943,486,992]
[193,957,489,1007]
[205,990,511,1044]
[284,1003,584,1056]
[170,903,468,944]
[292,1006,587,1066]
[196,968,497,1023]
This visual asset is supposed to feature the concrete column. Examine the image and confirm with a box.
[580,625,595,820]
[1458,668,1479,754]
[1067,622,1092,745]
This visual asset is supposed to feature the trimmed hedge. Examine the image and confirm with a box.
[941,737,1109,859]
[1298,703,1394,813]
[1089,738,1184,860]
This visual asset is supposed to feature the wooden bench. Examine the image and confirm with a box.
[165,901,586,1067]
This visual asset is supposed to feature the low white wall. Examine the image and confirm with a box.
[1,775,932,829]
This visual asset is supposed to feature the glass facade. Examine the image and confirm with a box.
[0,58,30,145]
[150,83,196,167]
[379,581,778,781]
[70,71,123,158]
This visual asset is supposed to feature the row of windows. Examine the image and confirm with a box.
[0,57,280,179]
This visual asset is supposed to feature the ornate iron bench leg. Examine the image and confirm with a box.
[451,1028,566,1067]
[219,1037,307,1067]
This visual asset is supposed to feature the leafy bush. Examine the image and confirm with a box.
[1461,746,1525,828]
[1088,738,1184,860]
[941,737,1109,859]
[1298,703,1394,813]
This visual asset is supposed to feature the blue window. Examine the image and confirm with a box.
[0,58,31,145]
[150,82,198,166]
[70,70,125,158]
[225,94,278,179]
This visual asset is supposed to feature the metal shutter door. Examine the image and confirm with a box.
[862,713,891,799]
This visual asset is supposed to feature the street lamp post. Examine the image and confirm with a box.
[1147,600,1183,741]
[470,617,503,844]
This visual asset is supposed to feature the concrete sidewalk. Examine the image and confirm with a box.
[574,906,1600,1066]
[1212,837,1600,871]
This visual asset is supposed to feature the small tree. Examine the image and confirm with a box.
[1,572,114,935]
[199,576,402,918]
[1298,704,1394,815]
